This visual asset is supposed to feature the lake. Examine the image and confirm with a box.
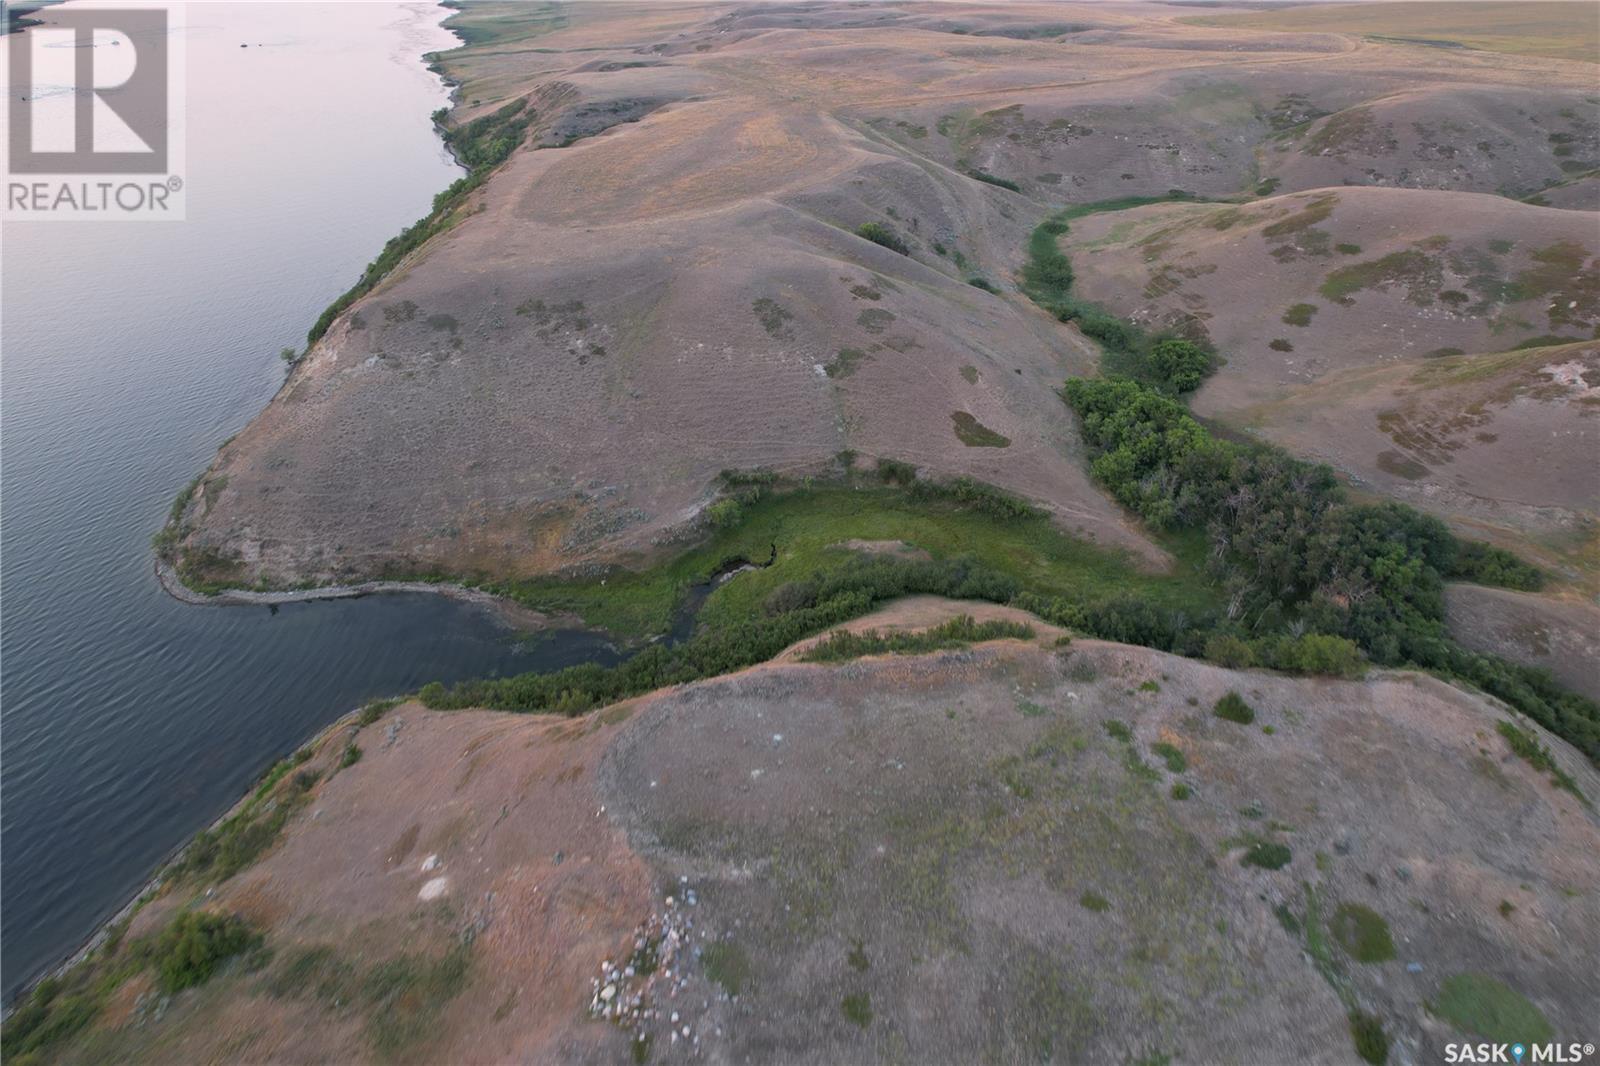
[0,1,618,999]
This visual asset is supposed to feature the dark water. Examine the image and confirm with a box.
[0,3,618,999]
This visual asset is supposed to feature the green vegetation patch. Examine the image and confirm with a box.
[1496,720,1584,801]
[951,411,1011,447]
[841,992,873,1028]
[753,297,794,338]
[1240,841,1292,870]
[856,222,910,256]
[966,168,1021,192]
[169,754,319,885]
[1151,741,1188,773]
[824,347,869,379]
[1021,198,1220,392]
[1282,302,1318,327]
[1330,903,1396,963]
[1261,193,1339,238]
[801,614,1034,663]
[1062,377,1590,759]
[149,910,262,994]
[419,478,1216,715]
[1214,691,1255,725]
[1431,973,1553,1045]
[2,910,263,1062]
[1349,1010,1390,1065]
[1319,249,1442,306]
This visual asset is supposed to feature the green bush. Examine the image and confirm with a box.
[856,222,910,256]
[1214,691,1255,724]
[707,498,745,529]
[966,168,1021,192]
[1240,841,1291,869]
[1349,1010,1390,1065]
[1151,741,1188,773]
[1149,338,1212,393]
[1204,634,1256,669]
[147,911,261,994]
[841,992,873,1027]
[1266,633,1365,678]
[875,457,918,485]
[1450,541,1544,590]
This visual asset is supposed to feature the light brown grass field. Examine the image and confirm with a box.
[1188,2,1600,63]
[179,1,1599,602]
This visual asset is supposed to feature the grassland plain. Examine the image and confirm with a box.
[1187,2,1600,63]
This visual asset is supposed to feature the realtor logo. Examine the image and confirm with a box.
[5,4,186,219]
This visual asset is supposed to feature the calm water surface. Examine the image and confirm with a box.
[0,3,615,998]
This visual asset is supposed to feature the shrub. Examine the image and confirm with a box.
[967,277,999,293]
[1282,303,1318,327]
[1268,633,1365,678]
[856,222,910,256]
[340,743,362,769]
[1204,634,1256,669]
[1086,596,1180,650]
[146,911,261,994]
[1151,741,1188,773]
[1149,338,1212,393]
[1450,541,1544,590]
[1349,1010,1390,1065]
[841,992,873,1027]
[1214,691,1255,724]
[706,498,745,529]
[1240,841,1291,869]
[875,457,918,484]
[966,168,1021,192]
[358,698,399,727]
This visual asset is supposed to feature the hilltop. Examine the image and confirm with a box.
[11,606,1597,1064]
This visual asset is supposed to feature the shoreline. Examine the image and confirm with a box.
[153,558,585,633]
[7,1,490,1011]
[11,702,372,1016]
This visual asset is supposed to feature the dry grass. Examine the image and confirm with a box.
[1188,2,1599,62]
